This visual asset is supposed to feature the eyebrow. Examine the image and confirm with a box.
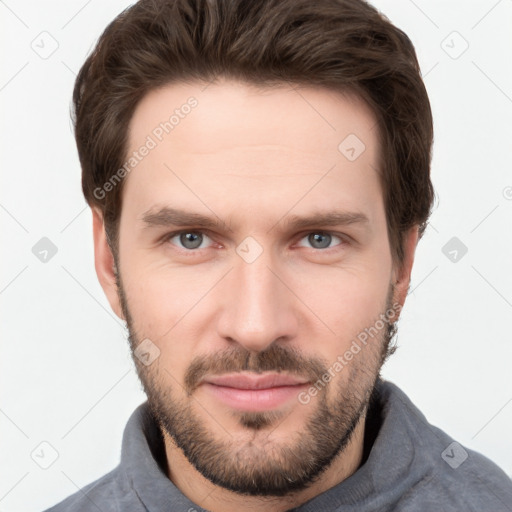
[141,207,370,232]
[141,207,226,230]
[280,210,370,231]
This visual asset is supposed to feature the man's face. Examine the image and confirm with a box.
[102,79,410,496]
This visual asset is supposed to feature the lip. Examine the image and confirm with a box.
[201,372,310,412]
[204,372,309,389]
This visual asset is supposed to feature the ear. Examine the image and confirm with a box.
[391,225,420,316]
[91,208,125,320]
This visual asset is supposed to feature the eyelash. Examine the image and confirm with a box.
[161,230,348,253]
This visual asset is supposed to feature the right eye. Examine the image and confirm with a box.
[164,231,214,250]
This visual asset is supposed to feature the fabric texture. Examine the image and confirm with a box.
[43,378,512,511]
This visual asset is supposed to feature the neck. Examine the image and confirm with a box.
[161,413,367,512]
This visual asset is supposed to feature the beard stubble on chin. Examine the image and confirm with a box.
[115,269,397,497]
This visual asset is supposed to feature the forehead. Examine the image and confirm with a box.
[128,78,378,157]
[122,79,382,226]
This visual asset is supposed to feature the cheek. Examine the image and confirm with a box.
[122,253,209,322]
[296,262,391,331]
[121,265,215,374]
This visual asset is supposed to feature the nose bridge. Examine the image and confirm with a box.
[237,252,277,322]
[217,243,297,351]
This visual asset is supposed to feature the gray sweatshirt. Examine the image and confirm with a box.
[43,378,512,511]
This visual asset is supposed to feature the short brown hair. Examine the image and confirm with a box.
[73,0,435,266]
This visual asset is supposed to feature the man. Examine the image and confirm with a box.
[46,0,512,510]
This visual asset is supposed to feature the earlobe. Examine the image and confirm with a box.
[392,225,420,314]
[91,208,125,320]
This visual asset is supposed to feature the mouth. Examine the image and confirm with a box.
[200,372,310,412]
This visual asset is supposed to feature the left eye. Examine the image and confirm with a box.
[167,231,213,250]
[297,232,344,250]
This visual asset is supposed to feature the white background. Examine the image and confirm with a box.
[1,1,511,510]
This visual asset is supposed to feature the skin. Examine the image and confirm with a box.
[92,78,419,512]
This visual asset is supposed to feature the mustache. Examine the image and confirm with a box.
[184,344,328,395]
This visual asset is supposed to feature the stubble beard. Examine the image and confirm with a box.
[116,270,396,497]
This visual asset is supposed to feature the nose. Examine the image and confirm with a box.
[216,250,299,353]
